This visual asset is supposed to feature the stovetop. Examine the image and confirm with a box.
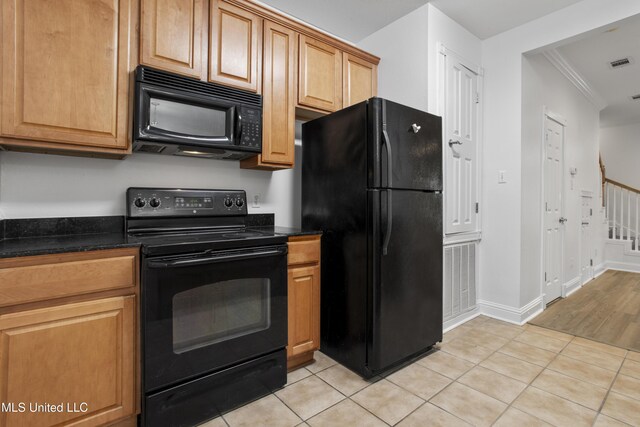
[128,226,287,256]
[126,188,287,256]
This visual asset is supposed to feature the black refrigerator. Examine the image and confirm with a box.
[302,97,443,378]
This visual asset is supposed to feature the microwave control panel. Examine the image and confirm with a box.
[127,188,248,218]
[238,106,262,150]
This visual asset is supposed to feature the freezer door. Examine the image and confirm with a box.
[370,98,443,191]
[369,190,443,372]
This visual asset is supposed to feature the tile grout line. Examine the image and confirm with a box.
[592,351,632,426]
[307,366,392,425]
[484,329,559,426]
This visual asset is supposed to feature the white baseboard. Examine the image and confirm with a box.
[476,296,544,326]
[443,307,481,333]
[604,261,640,273]
[563,276,581,297]
[594,262,606,278]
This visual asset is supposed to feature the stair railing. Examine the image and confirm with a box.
[605,178,640,251]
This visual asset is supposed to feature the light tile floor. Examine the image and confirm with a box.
[200,316,640,427]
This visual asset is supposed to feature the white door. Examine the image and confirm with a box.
[543,116,565,304]
[581,193,594,284]
[444,53,479,235]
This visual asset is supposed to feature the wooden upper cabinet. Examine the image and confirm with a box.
[0,296,136,427]
[210,0,262,93]
[343,53,378,107]
[259,20,296,165]
[1,0,133,150]
[298,35,342,112]
[140,0,205,79]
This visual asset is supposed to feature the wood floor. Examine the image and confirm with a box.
[530,269,640,352]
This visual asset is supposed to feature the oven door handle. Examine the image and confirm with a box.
[148,247,286,269]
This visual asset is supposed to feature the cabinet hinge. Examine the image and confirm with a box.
[475,92,480,104]
[475,202,479,214]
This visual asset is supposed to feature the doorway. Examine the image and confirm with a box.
[441,47,481,236]
[542,111,565,305]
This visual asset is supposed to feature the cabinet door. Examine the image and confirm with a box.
[1,0,133,149]
[343,53,378,107]
[287,265,321,358]
[0,296,136,427]
[209,0,262,92]
[260,21,296,165]
[140,0,205,78]
[298,35,342,112]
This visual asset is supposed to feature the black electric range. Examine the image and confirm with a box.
[127,188,288,427]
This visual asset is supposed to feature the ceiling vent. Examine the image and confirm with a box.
[632,94,640,101]
[609,57,633,69]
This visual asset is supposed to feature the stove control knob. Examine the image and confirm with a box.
[235,198,245,207]
[134,197,146,208]
[224,197,233,208]
[149,198,161,208]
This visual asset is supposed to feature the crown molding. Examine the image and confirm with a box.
[543,49,607,111]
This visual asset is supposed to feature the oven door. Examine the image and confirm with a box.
[142,245,287,392]
[135,83,237,147]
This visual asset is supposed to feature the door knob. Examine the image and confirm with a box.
[559,217,568,224]
[448,139,462,147]
[411,123,421,133]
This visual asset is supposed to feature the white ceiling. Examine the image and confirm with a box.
[429,0,584,39]
[556,15,640,127]
[257,0,428,43]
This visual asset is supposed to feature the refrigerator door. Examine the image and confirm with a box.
[369,98,442,192]
[368,189,443,372]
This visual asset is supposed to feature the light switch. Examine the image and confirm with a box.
[498,170,507,184]
[252,194,261,208]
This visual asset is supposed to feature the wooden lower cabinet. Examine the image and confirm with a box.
[0,249,139,427]
[286,235,321,370]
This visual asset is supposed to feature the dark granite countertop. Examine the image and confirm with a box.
[0,216,138,259]
[0,233,140,259]
[0,214,321,259]
[249,226,322,237]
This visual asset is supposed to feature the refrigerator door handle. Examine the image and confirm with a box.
[382,129,392,187]
[382,190,393,255]
[381,101,393,187]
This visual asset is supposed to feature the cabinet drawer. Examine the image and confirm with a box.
[0,249,138,307]
[287,236,320,266]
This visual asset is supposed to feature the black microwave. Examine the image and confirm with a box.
[133,66,262,160]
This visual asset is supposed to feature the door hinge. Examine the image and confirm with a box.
[590,208,593,216]
[475,202,479,213]
[475,92,480,104]
[545,133,549,141]
[590,259,593,266]
[544,272,547,281]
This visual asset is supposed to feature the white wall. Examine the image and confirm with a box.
[358,5,429,111]
[357,3,482,116]
[480,0,640,314]
[521,53,601,305]
[0,139,302,226]
[600,122,640,190]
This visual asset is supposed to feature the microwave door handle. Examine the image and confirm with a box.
[147,248,285,269]
[235,107,243,140]
[144,126,228,144]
